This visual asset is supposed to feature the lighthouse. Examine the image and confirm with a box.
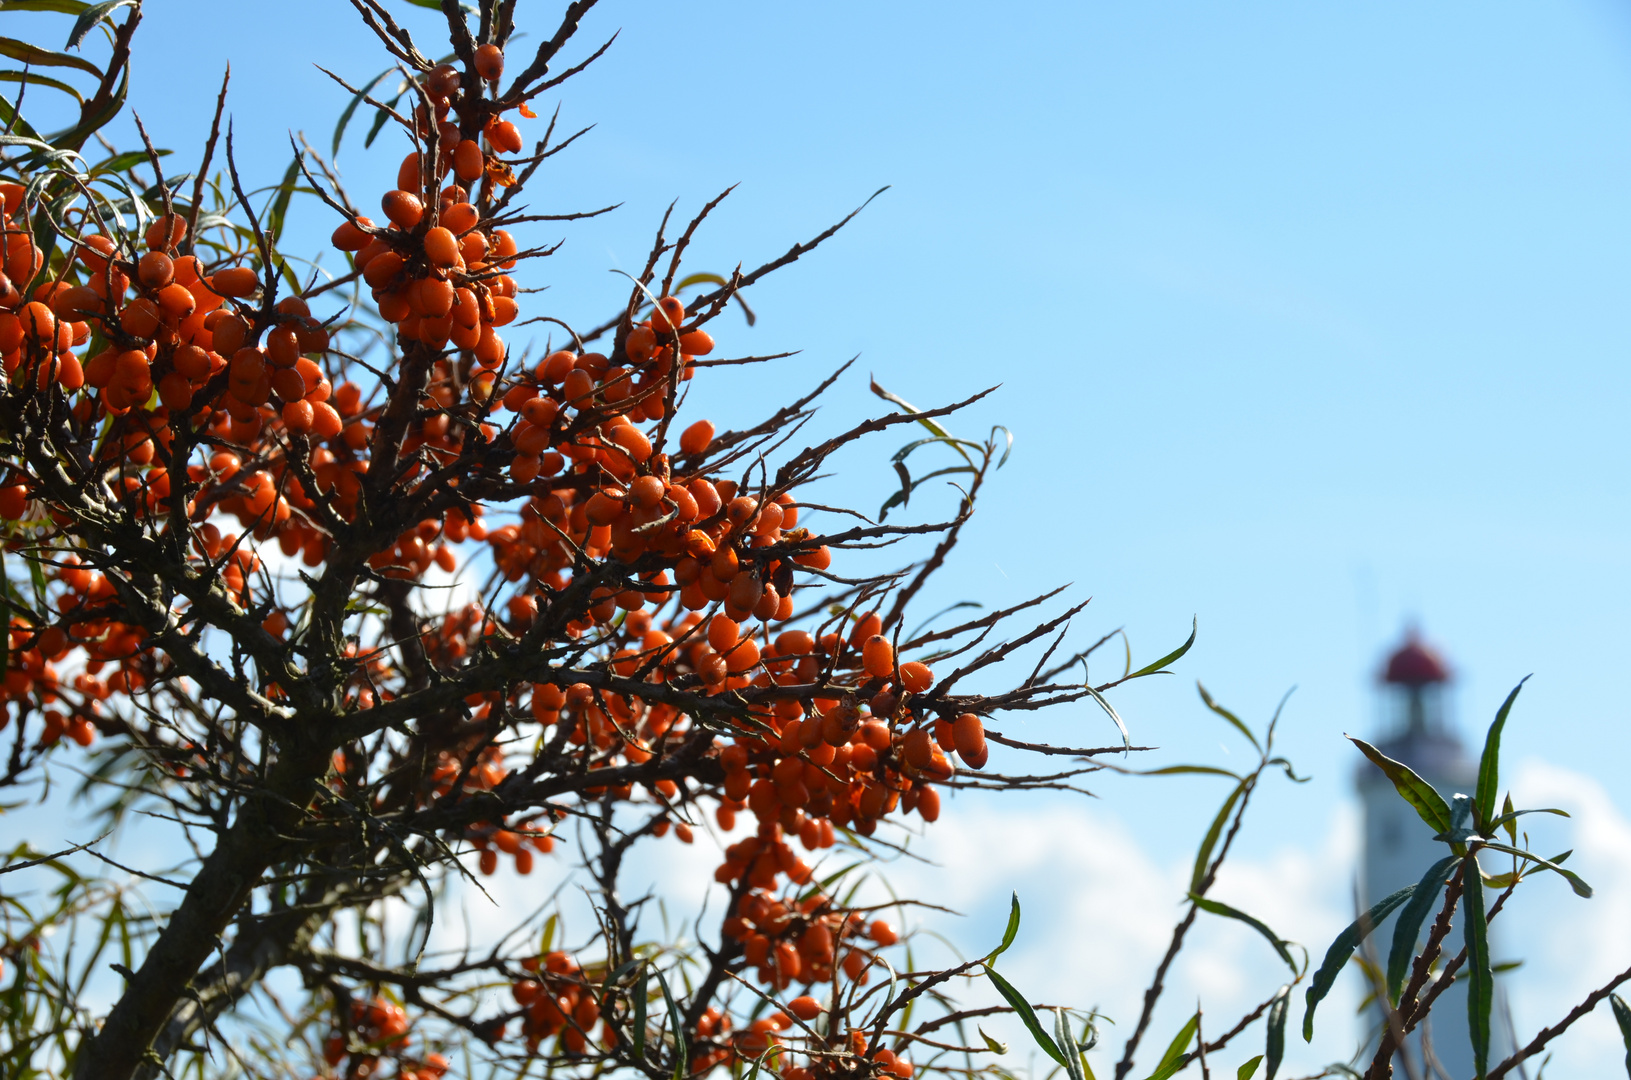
[1357,629,1501,1078]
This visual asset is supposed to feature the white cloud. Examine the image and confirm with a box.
[353,759,1631,1078]
[1499,761,1631,1076]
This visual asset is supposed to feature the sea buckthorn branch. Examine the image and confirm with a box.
[0,3,1199,1078]
[1362,864,1465,1080]
[1114,757,1267,1080]
[497,0,602,106]
[16,440,307,717]
[1483,959,1631,1080]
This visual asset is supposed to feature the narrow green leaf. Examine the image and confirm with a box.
[1085,683,1131,750]
[0,131,57,152]
[1139,765,1243,780]
[66,0,135,50]
[1476,840,1592,898]
[43,64,123,148]
[1303,884,1417,1041]
[1144,1012,1198,1080]
[1475,678,1528,833]
[1127,617,1197,680]
[676,271,729,289]
[28,552,46,613]
[1056,1009,1087,1080]
[0,68,82,101]
[1198,682,1260,750]
[984,965,1066,1067]
[992,423,1015,467]
[331,66,392,156]
[0,36,100,75]
[978,1026,1008,1056]
[0,549,9,683]
[1265,986,1290,1080]
[1607,993,1631,1078]
[631,965,648,1062]
[656,969,688,1080]
[0,90,43,140]
[90,148,165,174]
[539,912,557,955]
[1348,735,1453,835]
[1192,781,1246,894]
[1486,807,1569,833]
[0,1,92,14]
[266,150,302,243]
[1238,1056,1264,1080]
[363,98,397,149]
[1188,893,1298,973]
[1386,856,1458,1004]
[1465,859,1491,1078]
[870,378,968,459]
[986,892,1021,966]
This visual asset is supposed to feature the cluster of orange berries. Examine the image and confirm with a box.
[509,950,608,1055]
[720,886,897,992]
[316,997,448,1080]
[689,998,913,1080]
[330,45,532,371]
[4,206,338,429]
[467,816,557,876]
[0,549,178,751]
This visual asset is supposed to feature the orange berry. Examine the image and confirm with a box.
[520,396,557,428]
[651,295,685,334]
[156,282,196,321]
[311,400,344,439]
[861,635,894,679]
[157,371,193,412]
[624,324,656,363]
[131,251,174,291]
[412,277,455,318]
[49,285,100,320]
[488,120,522,154]
[952,713,987,769]
[119,298,161,339]
[474,43,505,81]
[362,251,405,289]
[331,216,374,251]
[629,475,665,509]
[678,419,714,456]
[442,200,479,233]
[145,212,187,252]
[172,344,212,381]
[898,661,933,694]
[208,266,259,298]
[381,189,424,229]
[423,226,459,267]
[18,300,54,343]
[453,139,485,182]
[724,636,761,674]
[868,920,898,947]
[788,995,822,1021]
[707,613,740,652]
[396,151,422,193]
[283,399,314,434]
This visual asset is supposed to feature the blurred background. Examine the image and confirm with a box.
[11,0,1631,1074]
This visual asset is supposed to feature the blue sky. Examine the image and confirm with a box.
[14,1,1631,1073]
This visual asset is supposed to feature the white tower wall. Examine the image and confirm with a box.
[1358,642,1508,1080]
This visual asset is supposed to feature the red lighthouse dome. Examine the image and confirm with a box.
[1381,631,1450,687]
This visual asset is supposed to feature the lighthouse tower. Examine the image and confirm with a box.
[1358,629,1487,1078]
